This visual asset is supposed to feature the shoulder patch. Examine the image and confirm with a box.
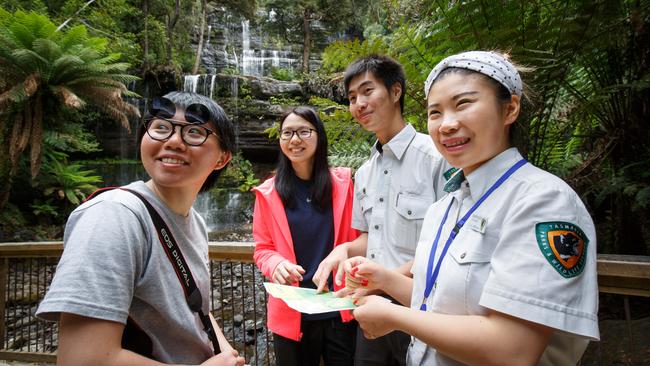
[443,167,459,181]
[535,221,589,278]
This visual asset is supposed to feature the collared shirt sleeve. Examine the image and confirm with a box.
[479,182,599,340]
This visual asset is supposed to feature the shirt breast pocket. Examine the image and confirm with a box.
[391,193,432,254]
[448,230,498,314]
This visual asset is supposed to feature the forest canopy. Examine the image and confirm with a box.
[0,0,648,255]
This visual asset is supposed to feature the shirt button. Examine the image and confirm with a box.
[374,224,379,230]
[383,170,388,174]
[371,254,375,259]
[407,210,412,215]
[379,197,384,202]
[460,252,466,259]
[362,188,366,194]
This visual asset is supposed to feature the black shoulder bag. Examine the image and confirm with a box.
[86,187,222,357]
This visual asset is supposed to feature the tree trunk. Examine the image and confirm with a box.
[192,0,207,74]
[165,0,181,63]
[302,8,311,73]
[0,117,11,213]
[142,0,149,73]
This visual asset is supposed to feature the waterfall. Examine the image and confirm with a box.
[240,20,298,77]
[193,191,253,232]
[209,74,216,99]
[184,74,200,93]
[242,20,250,52]
[183,74,217,98]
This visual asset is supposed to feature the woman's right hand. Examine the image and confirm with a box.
[200,349,245,366]
[272,260,305,285]
[336,256,388,298]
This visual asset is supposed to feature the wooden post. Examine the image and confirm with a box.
[0,258,8,348]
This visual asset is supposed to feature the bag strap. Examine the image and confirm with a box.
[86,187,222,355]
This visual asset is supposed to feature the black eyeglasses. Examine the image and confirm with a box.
[145,97,215,146]
[279,128,316,141]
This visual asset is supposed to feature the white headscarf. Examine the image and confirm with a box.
[424,51,522,97]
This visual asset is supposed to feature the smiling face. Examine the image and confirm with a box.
[279,113,318,170]
[426,72,520,175]
[347,71,403,142]
[140,107,230,193]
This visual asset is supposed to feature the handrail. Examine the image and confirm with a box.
[0,242,648,296]
[0,242,647,364]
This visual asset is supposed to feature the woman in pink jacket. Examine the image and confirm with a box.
[253,106,359,366]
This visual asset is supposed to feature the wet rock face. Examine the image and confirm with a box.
[206,74,304,162]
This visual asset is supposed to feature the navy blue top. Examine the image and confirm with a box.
[285,176,337,321]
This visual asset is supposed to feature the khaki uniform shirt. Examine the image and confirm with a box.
[352,124,450,269]
[408,148,599,366]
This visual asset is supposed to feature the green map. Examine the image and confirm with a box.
[263,282,357,314]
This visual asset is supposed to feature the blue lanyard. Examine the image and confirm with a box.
[420,158,527,311]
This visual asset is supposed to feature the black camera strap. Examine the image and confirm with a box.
[86,187,221,355]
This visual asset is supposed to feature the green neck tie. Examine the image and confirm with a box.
[443,169,465,193]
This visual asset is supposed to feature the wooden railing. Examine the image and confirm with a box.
[0,241,265,364]
[0,242,648,364]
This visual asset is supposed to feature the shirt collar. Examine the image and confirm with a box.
[465,147,523,202]
[376,124,416,160]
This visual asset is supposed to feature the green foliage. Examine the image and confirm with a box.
[43,121,101,154]
[31,199,59,219]
[269,95,303,107]
[310,97,373,170]
[40,151,102,206]
[0,7,140,214]
[320,38,388,74]
[270,67,296,81]
[264,123,280,140]
[218,153,260,192]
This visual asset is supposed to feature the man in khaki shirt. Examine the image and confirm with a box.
[314,55,450,366]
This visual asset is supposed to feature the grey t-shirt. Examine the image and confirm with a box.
[36,181,214,363]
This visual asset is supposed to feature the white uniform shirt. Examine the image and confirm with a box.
[408,148,599,366]
[352,124,450,268]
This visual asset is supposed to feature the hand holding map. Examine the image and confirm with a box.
[263,282,357,314]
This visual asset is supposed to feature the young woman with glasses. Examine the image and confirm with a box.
[37,92,245,366]
[253,107,359,366]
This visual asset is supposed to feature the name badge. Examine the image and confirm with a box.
[468,215,487,234]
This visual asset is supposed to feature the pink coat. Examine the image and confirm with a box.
[252,167,359,341]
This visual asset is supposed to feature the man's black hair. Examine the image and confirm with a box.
[343,55,406,113]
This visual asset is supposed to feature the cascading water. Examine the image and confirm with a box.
[240,19,298,77]
[183,74,200,93]
[182,74,218,98]
[179,74,251,234]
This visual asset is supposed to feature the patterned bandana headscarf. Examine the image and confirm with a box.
[424,51,522,98]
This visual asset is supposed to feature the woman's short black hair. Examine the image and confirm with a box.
[343,55,406,113]
[275,106,332,211]
[138,91,236,192]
